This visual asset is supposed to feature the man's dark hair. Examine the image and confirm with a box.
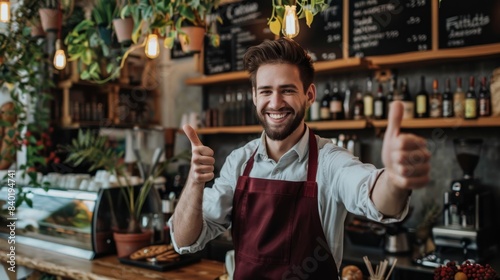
[243,37,315,92]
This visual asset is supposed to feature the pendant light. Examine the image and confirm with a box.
[282,5,299,38]
[0,0,10,22]
[145,32,160,59]
[53,2,66,70]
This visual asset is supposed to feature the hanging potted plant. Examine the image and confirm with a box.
[39,0,59,32]
[113,0,134,46]
[63,130,190,258]
[64,0,123,84]
[175,0,222,53]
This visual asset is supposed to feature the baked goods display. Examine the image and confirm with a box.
[129,244,180,262]
[434,261,499,280]
[342,265,363,280]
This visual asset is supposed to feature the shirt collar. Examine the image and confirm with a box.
[255,126,310,162]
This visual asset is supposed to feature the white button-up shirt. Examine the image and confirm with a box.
[170,127,409,270]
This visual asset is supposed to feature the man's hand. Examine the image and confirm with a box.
[183,124,215,185]
[382,101,430,190]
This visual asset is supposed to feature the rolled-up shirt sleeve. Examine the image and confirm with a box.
[169,148,242,254]
[322,144,410,223]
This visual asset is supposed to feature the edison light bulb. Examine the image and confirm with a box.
[282,5,299,38]
[53,39,67,70]
[0,1,10,22]
[145,33,160,59]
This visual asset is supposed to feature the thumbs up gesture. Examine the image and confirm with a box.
[382,101,430,190]
[183,124,215,185]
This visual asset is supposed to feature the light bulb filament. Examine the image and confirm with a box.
[283,5,299,39]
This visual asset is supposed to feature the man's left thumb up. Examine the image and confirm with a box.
[385,101,404,140]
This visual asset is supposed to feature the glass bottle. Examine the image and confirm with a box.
[478,76,491,117]
[352,92,364,120]
[415,76,429,118]
[465,76,477,120]
[373,83,386,119]
[386,77,399,116]
[363,78,374,119]
[453,77,465,118]
[401,78,414,120]
[442,78,454,118]
[429,79,443,118]
[329,82,344,120]
[320,82,332,121]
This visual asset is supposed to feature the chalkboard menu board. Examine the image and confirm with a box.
[348,0,432,57]
[294,1,343,62]
[204,0,275,75]
[438,0,500,49]
[171,40,195,60]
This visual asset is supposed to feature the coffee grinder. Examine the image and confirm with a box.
[418,139,497,267]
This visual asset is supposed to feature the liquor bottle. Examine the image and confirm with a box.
[352,92,364,120]
[401,78,414,120]
[342,81,352,119]
[310,98,320,121]
[373,83,386,119]
[320,82,332,120]
[386,77,399,116]
[465,76,477,120]
[453,77,465,118]
[429,79,443,118]
[415,76,429,118]
[442,78,454,118]
[363,78,374,119]
[329,82,344,120]
[478,76,491,117]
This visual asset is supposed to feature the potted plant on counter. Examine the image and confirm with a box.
[63,129,190,257]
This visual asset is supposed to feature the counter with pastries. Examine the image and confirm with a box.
[0,239,224,280]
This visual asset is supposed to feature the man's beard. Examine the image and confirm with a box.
[257,105,305,141]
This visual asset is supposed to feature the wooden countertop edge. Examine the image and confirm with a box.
[0,239,224,280]
[0,249,114,280]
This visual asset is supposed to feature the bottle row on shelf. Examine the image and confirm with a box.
[312,73,498,122]
[200,70,499,129]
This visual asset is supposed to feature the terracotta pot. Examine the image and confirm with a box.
[113,231,152,258]
[179,26,205,53]
[39,8,59,32]
[113,17,133,45]
[30,23,46,38]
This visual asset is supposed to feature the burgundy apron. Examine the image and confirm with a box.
[232,129,339,279]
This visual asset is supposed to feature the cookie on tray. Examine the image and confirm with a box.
[154,249,180,262]
[129,244,172,260]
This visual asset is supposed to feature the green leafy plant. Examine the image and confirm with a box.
[0,0,53,206]
[64,0,123,83]
[120,0,221,50]
[268,0,330,36]
[63,130,190,233]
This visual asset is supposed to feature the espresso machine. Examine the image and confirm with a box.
[418,139,497,267]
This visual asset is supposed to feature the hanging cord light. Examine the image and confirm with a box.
[0,0,10,22]
[53,2,66,70]
[144,31,160,59]
[282,4,300,38]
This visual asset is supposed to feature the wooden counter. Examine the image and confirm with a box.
[0,239,224,280]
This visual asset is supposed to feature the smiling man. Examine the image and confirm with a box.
[171,37,430,279]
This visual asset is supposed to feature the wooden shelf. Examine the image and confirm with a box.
[371,117,500,129]
[314,57,372,74]
[193,120,367,135]
[192,118,499,135]
[370,43,500,68]
[308,120,367,130]
[185,58,371,86]
[195,125,263,134]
